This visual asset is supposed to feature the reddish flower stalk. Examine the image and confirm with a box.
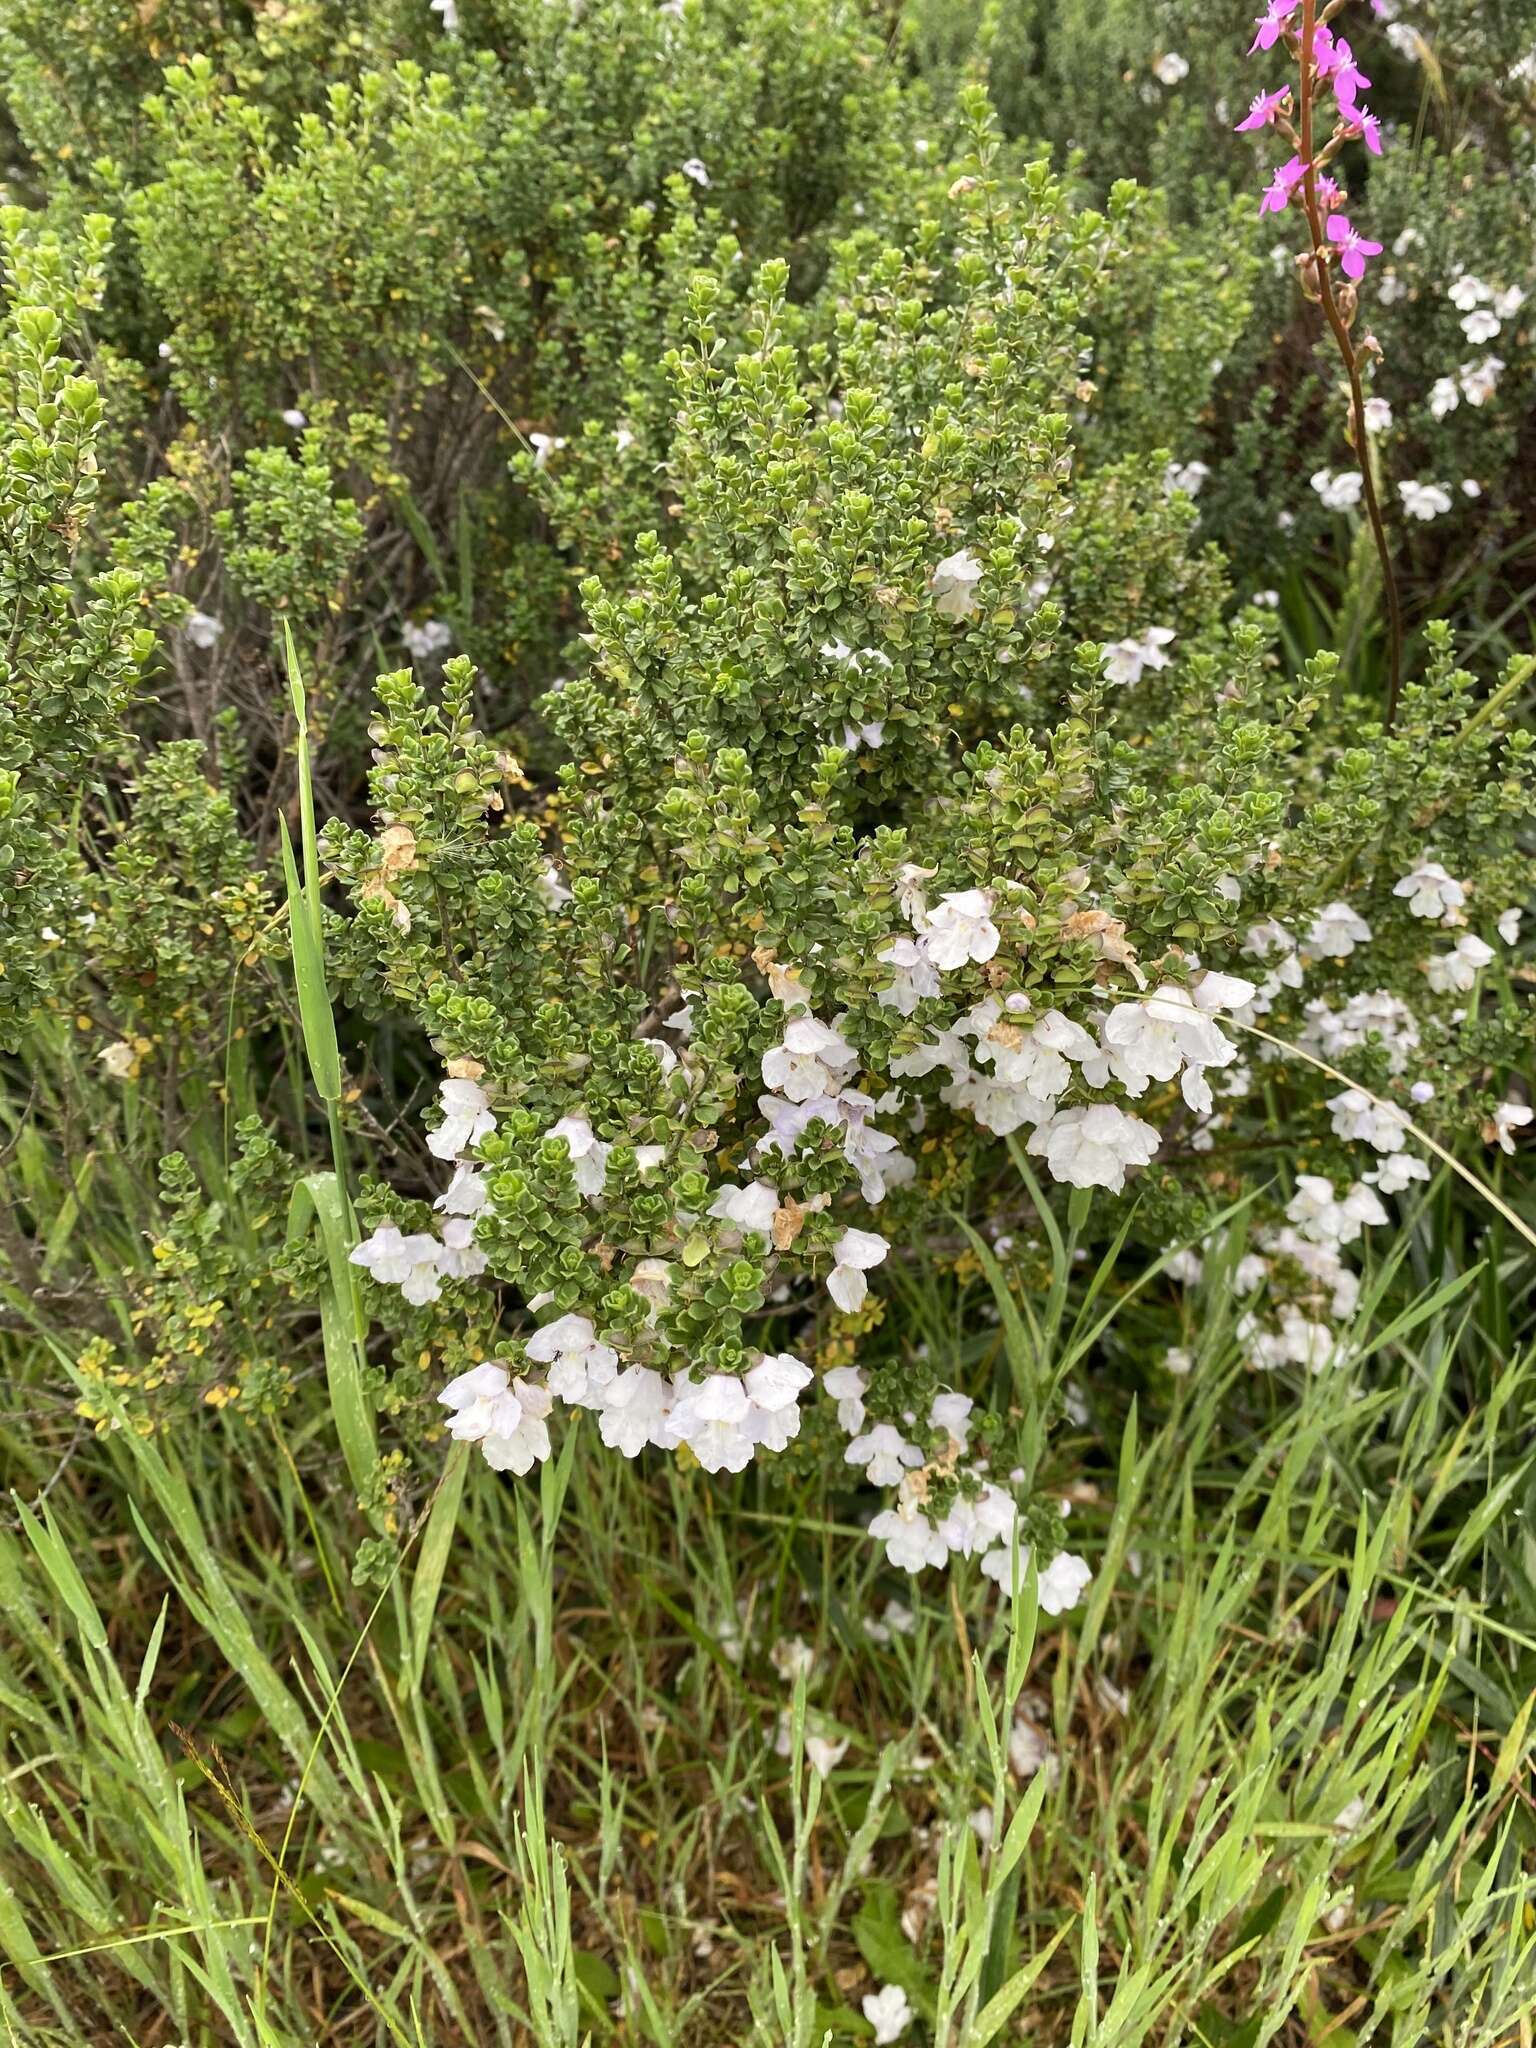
[1240,0,1405,726]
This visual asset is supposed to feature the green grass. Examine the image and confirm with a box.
[2,1095,1534,2045]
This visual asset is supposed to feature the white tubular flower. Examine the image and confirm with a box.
[980,1544,1092,1614]
[680,156,711,186]
[439,1366,552,1474]
[743,1352,813,1453]
[828,1227,889,1312]
[1099,985,1236,1094]
[427,1077,496,1161]
[185,609,224,649]
[546,1114,610,1197]
[1286,1175,1388,1247]
[1191,970,1258,1013]
[1393,859,1466,921]
[629,1257,673,1322]
[708,1180,780,1241]
[761,1014,858,1102]
[1398,481,1453,521]
[402,617,453,661]
[1425,933,1494,994]
[350,1222,443,1305]
[822,1365,867,1434]
[596,1365,673,1457]
[896,861,938,928]
[1100,625,1176,686]
[931,547,983,620]
[1497,907,1522,946]
[862,1983,913,2044]
[876,936,941,1016]
[1027,1105,1161,1193]
[923,888,1000,970]
[668,1374,756,1474]
[1311,469,1363,511]
[928,1390,974,1445]
[435,1162,489,1216]
[1328,1087,1409,1153]
[1306,902,1372,958]
[435,1215,487,1281]
[868,1505,950,1573]
[526,1313,619,1407]
[1428,376,1459,420]
[1486,1100,1533,1155]
[844,1422,923,1487]
[1365,1152,1430,1194]
[1459,356,1503,407]
[939,1482,1016,1560]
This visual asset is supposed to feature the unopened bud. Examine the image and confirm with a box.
[1335,282,1359,328]
[1295,250,1323,303]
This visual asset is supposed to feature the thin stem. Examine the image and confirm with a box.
[1297,0,1405,727]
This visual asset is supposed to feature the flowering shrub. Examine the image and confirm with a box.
[0,3,1531,1619]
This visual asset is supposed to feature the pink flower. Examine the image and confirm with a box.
[1314,173,1345,211]
[1327,214,1382,282]
[1259,154,1308,217]
[1249,0,1299,55]
[1235,86,1291,131]
[1344,105,1383,155]
[1315,31,1372,110]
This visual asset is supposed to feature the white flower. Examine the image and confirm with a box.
[823,1365,867,1434]
[1165,1347,1193,1376]
[744,1353,813,1448]
[99,1040,137,1079]
[1152,50,1190,84]
[868,1504,949,1573]
[1365,1152,1430,1194]
[350,1222,443,1305]
[668,1374,756,1473]
[769,1634,815,1683]
[428,1077,496,1161]
[184,609,224,649]
[931,548,983,621]
[1162,458,1209,496]
[923,889,1000,970]
[1008,1716,1059,1781]
[1311,469,1363,511]
[1038,1550,1093,1614]
[1191,969,1258,1013]
[527,1313,619,1407]
[1099,986,1237,1095]
[401,617,453,662]
[1398,481,1453,522]
[1027,1105,1161,1194]
[280,406,307,428]
[680,156,711,187]
[1459,357,1504,407]
[1328,1087,1409,1154]
[761,1014,858,1101]
[708,1179,780,1240]
[1494,284,1526,319]
[1461,308,1502,345]
[1497,907,1523,946]
[1285,1175,1388,1247]
[1425,933,1494,994]
[877,936,942,1016]
[929,1390,974,1445]
[1487,1101,1533,1154]
[545,1114,610,1196]
[435,1162,489,1216]
[844,1422,923,1487]
[1362,397,1393,433]
[440,1366,552,1474]
[863,1984,913,2044]
[435,1214,487,1282]
[596,1365,673,1457]
[1448,276,1489,312]
[429,0,459,29]
[1306,902,1372,958]
[828,1227,888,1313]
[1393,859,1466,922]
[1428,376,1460,420]
[1100,625,1176,686]
[1462,479,1482,498]
[629,1257,673,1322]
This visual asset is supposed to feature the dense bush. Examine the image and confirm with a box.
[1,2,1534,2041]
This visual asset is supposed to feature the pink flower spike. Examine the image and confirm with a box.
[1259,154,1308,217]
[1345,106,1384,155]
[1248,0,1299,55]
[1235,86,1291,132]
[1327,213,1382,282]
